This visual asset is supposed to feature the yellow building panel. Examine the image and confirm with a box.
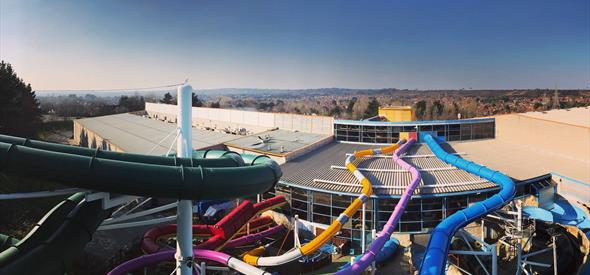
[378,106,414,122]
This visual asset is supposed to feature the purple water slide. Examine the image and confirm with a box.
[108,248,269,275]
[336,138,421,275]
[108,225,284,275]
[108,249,229,275]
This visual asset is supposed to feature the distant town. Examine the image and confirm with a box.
[39,88,590,121]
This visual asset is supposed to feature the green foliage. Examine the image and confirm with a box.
[429,100,444,119]
[160,92,174,104]
[117,95,145,112]
[192,93,203,107]
[0,61,42,137]
[364,97,379,118]
[414,100,427,119]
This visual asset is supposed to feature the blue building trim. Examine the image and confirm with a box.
[334,117,495,126]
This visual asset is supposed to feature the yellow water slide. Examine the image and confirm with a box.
[242,141,403,266]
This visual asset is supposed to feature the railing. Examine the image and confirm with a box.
[552,172,590,204]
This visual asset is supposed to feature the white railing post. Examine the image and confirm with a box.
[361,203,366,253]
[176,83,193,275]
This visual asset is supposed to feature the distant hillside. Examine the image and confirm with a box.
[36,87,391,98]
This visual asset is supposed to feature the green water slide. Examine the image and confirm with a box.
[0,134,283,274]
[0,192,110,275]
[0,134,282,200]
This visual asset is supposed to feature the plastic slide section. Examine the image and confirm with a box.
[0,192,110,275]
[114,225,285,275]
[0,134,281,200]
[0,235,18,253]
[242,141,403,266]
[141,214,276,253]
[224,224,285,249]
[337,138,421,274]
[141,196,287,253]
[339,238,399,271]
[108,248,271,275]
[419,134,516,275]
[522,199,590,230]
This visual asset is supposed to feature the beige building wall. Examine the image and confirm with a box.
[145,103,334,135]
[73,120,125,152]
[495,113,590,163]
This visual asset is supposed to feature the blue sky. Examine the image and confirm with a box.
[1,0,588,90]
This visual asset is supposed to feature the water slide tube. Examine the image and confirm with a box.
[108,248,271,275]
[0,134,281,200]
[419,134,516,275]
[0,192,110,275]
[337,138,421,275]
[141,216,276,253]
[338,238,399,271]
[224,224,285,249]
[242,141,403,266]
[113,223,285,274]
[141,196,287,253]
[0,235,18,253]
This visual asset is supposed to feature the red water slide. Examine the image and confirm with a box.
[141,196,287,254]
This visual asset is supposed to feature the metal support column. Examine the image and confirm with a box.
[176,83,193,275]
[362,203,366,253]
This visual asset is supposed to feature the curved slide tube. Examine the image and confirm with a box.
[0,134,245,168]
[419,134,516,275]
[243,142,403,266]
[0,134,281,200]
[339,238,399,271]
[224,224,285,249]
[0,235,18,253]
[337,138,421,275]
[141,215,275,253]
[0,192,110,274]
[141,196,287,253]
[109,248,271,275]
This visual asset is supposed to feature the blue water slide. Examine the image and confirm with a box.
[338,238,399,270]
[419,134,516,275]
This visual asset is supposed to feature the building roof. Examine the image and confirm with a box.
[450,139,590,184]
[75,113,239,155]
[279,142,496,197]
[334,117,494,126]
[379,106,413,110]
[224,129,331,156]
[513,107,590,128]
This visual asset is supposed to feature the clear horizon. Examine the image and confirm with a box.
[1,0,589,91]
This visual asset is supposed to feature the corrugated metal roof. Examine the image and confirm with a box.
[76,113,239,155]
[279,142,496,197]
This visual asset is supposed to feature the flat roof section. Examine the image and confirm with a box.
[516,107,590,128]
[75,113,239,155]
[279,142,496,197]
[224,129,331,156]
[451,139,590,184]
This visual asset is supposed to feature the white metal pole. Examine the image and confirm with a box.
[552,235,557,275]
[491,243,497,275]
[371,229,377,273]
[176,84,193,275]
[361,203,366,253]
[294,215,298,248]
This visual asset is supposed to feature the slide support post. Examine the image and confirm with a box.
[176,83,194,275]
[362,203,366,253]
